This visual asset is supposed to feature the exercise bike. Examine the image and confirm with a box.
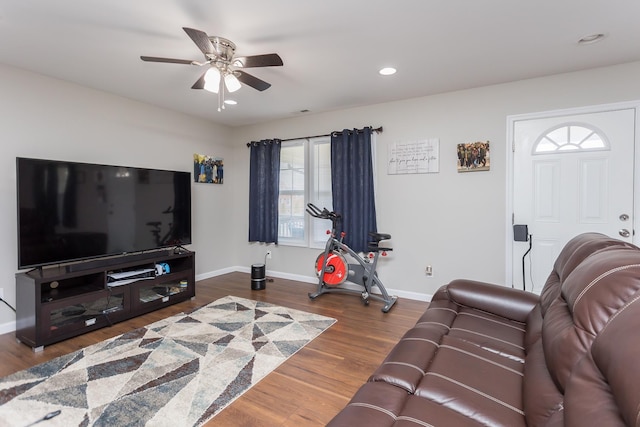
[306,203,398,312]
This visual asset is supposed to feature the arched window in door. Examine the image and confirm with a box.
[533,123,609,154]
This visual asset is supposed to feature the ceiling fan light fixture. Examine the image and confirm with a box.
[203,67,220,93]
[203,81,219,93]
[224,73,242,92]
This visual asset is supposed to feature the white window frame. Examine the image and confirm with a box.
[278,136,332,248]
[532,122,610,154]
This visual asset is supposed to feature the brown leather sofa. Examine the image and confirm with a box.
[327,233,640,426]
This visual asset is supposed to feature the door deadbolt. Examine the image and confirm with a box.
[620,214,630,221]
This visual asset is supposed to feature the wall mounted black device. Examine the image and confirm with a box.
[513,224,529,242]
[513,224,532,291]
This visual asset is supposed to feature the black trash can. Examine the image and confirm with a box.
[251,264,266,290]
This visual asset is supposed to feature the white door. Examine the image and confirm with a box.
[512,108,635,293]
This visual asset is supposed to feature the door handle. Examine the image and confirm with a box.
[619,229,631,238]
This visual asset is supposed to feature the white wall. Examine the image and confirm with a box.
[0,64,234,332]
[2,60,640,332]
[231,61,640,300]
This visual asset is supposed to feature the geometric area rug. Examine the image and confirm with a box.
[0,296,336,426]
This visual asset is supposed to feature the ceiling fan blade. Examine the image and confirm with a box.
[140,56,195,65]
[236,70,272,91]
[191,73,206,90]
[182,27,214,55]
[233,53,283,68]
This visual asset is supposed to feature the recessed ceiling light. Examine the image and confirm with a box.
[224,99,237,105]
[379,67,397,76]
[578,33,606,45]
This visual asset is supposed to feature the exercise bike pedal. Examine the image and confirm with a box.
[361,291,370,305]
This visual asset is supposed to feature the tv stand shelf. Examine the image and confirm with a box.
[15,250,195,351]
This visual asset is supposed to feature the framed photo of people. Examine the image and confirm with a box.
[457,141,490,172]
[194,153,224,184]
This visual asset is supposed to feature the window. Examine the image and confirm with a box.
[278,137,332,247]
[533,123,609,154]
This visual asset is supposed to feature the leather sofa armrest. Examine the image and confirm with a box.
[435,279,539,322]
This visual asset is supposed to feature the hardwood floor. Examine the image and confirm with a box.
[0,272,429,426]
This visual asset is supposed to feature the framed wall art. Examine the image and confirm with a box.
[387,138,439,175]
[457,141,490,172]
[194,153,224,184]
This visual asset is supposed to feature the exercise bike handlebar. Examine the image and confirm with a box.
[306,203,341,221]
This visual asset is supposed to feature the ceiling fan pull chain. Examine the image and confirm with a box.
[217,76,223,112]
[222,81,226,110]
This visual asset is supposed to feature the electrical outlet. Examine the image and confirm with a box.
[266,251,272,260]
[425,265,433,276]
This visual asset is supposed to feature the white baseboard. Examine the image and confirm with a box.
[0,320,16,336]
[195,266,239,282]
[221,266,433,302]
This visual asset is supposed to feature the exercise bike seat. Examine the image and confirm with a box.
[368,232,393,252]
[368,232,391,242]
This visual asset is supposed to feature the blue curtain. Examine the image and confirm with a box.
[249,139,281,243]
[331,127,377,253]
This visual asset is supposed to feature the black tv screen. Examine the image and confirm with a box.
[16,157,192,269]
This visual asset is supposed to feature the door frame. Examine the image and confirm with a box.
[505,100,640,287]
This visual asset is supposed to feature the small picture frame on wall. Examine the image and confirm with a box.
[457,141,490,172]
[194,153,224,184]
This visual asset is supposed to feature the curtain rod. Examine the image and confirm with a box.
[246,126,383,147]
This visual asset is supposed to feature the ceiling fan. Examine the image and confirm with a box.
[141,27,283,111]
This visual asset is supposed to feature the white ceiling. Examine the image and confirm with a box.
[1,1,639,127]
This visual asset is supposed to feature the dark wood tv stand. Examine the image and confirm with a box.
[15,249,195,351]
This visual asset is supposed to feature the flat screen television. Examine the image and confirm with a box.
[16,157,192,269]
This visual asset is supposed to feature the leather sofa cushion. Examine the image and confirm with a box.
[327,381,491,427]
[369,324,444,393]
[565,291,640,426]
[367,281,530,426]
[543,246,640,392]
[447,306,526,362]
[413,334,525,426]
[370,290,529,394]
[438,279,538,323]
[523,336,564,426]
[539,232,634,316]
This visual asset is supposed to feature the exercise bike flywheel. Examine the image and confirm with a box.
[315,251,348,286]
